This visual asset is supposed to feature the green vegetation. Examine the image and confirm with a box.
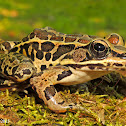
[0,81,126,125]
[0,0,126,125]
[0,0,126,40]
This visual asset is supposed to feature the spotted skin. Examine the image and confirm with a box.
[0,27,126,113]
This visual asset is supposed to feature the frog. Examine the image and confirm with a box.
[0,27,126,113]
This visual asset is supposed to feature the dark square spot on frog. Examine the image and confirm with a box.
[41,65,46,70]
[10,47,18,52]
[32,42,39,51]
[41,42,55,52]
[30,32,35,39]
[45,53,51,61]
[44,85,56,100]
[113,63,123,66]
[65,37,76,42]
[2,42,11,50]
[57,70,72,81]
[50,36,63,41]
[23,69,31,75]
[22,36,29,42]
[49,64,53,66]
[36,50,43,60]
[34,29,48,40]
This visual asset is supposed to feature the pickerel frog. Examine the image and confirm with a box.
[0,27,126,113]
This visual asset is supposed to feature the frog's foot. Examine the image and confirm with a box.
[31,78,84,113]
[30,67,86,113]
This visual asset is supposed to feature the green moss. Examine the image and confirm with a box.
[0,84,126,125]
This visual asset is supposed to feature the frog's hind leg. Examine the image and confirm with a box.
[0,52,35,82]
[30,66,85,113]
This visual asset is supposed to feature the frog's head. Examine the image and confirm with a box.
[60,33,126,78]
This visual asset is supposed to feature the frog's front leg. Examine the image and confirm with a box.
[30,66,85,113]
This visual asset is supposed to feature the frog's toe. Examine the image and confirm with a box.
[46,95,86,113]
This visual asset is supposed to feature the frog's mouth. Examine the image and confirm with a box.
[56,57,126,86]
[61,57,126,76]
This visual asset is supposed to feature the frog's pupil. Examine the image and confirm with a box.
[94,43,105,51]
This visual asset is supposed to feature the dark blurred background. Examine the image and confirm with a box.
[0,0,126,41]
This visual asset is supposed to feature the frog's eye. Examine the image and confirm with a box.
[89,39,109,59]
[93,43,105,51]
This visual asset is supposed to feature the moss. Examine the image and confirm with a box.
[0,80,126,126]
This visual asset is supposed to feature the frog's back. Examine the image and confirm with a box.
[1,27,95,73]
